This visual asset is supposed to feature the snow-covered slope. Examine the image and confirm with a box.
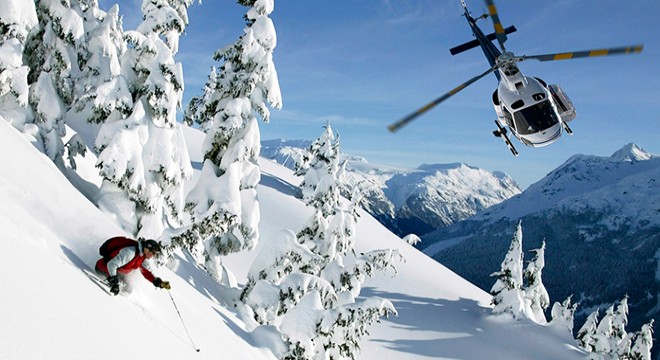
[422,143,660,354]
[1,121,584,359]
[260,139,521,237]
[0,120,276,360]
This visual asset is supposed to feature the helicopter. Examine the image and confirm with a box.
[387,0,643,156]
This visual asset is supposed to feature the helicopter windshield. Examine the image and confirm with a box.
[512,100,560,135]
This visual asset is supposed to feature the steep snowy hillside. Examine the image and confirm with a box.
[260,139,521,237]
[0,121,585,360]
[0,121,276,360]
[422,143,660,356]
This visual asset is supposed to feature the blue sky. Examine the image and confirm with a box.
[102,0,659,188]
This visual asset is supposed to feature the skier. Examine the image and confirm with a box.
[95,237,171,295]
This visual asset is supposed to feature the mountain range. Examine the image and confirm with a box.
[421,143,660,353]
[260,139,522,237]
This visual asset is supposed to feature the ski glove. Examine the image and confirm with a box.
[153,278,171,290]
[108,276,120,296]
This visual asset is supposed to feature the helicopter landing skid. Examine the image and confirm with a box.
[561,120,573,135]
[493,120,519,156]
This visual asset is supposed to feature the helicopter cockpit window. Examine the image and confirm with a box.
[511,100,524,109]
[512,100,560,135]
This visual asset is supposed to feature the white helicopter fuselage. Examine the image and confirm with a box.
[492,64,575,148]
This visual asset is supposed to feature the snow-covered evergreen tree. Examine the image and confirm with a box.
[25,0,86,168]
[550,295,577,333]
[296,123,346,261]
[577,309,599,353]
[490,221,526,319]
[240,124,401,360]
[241,230,398,360]
[403,233,422,246]
[612,296,629,341]
[592,305,615,356]
[523,240,549,324]
[71,3,130,130]
[612,296,631,358]
[95,0,193,238]
[0,0,37,132]
[174,0,281,281]
[576,297,654,360]
[313,297,395,360]
[630,319,654,360]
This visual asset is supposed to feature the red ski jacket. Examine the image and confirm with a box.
[97,237,156,283]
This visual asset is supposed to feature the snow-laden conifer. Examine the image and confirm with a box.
[592,305,615,356]
[176,0,281,281]
[630,319,654,360]
[612,296,632,358]
[95,0,193,238]
[25,0,86,168]
[403,233,422,246]
[241,124,400,360]
[138,0,193,56]
[612,296,629,342]
[72,4,131,129]
[490,221,526,319]
[550,295,577,333]
[577,309,599,352]
[576,297,653,359]
[0,0,37,132]
[296,123,346,261]
[523,240,549,324]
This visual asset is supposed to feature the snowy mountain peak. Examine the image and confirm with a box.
[611,143,652,162]
[471,143,659,223]
[417,162,468,171]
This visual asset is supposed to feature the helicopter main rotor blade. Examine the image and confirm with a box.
[484,0,507,50]
[522,44,643,62]
[388,65,499,133]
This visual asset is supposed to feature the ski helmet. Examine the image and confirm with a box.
[142,239,162,255]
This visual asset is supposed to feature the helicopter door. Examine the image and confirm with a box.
[549,84,576,122]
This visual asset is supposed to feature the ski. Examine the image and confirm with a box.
[82,267,113,295]
[81,266,129,296]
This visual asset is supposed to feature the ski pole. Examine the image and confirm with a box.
[168,291,200,352]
